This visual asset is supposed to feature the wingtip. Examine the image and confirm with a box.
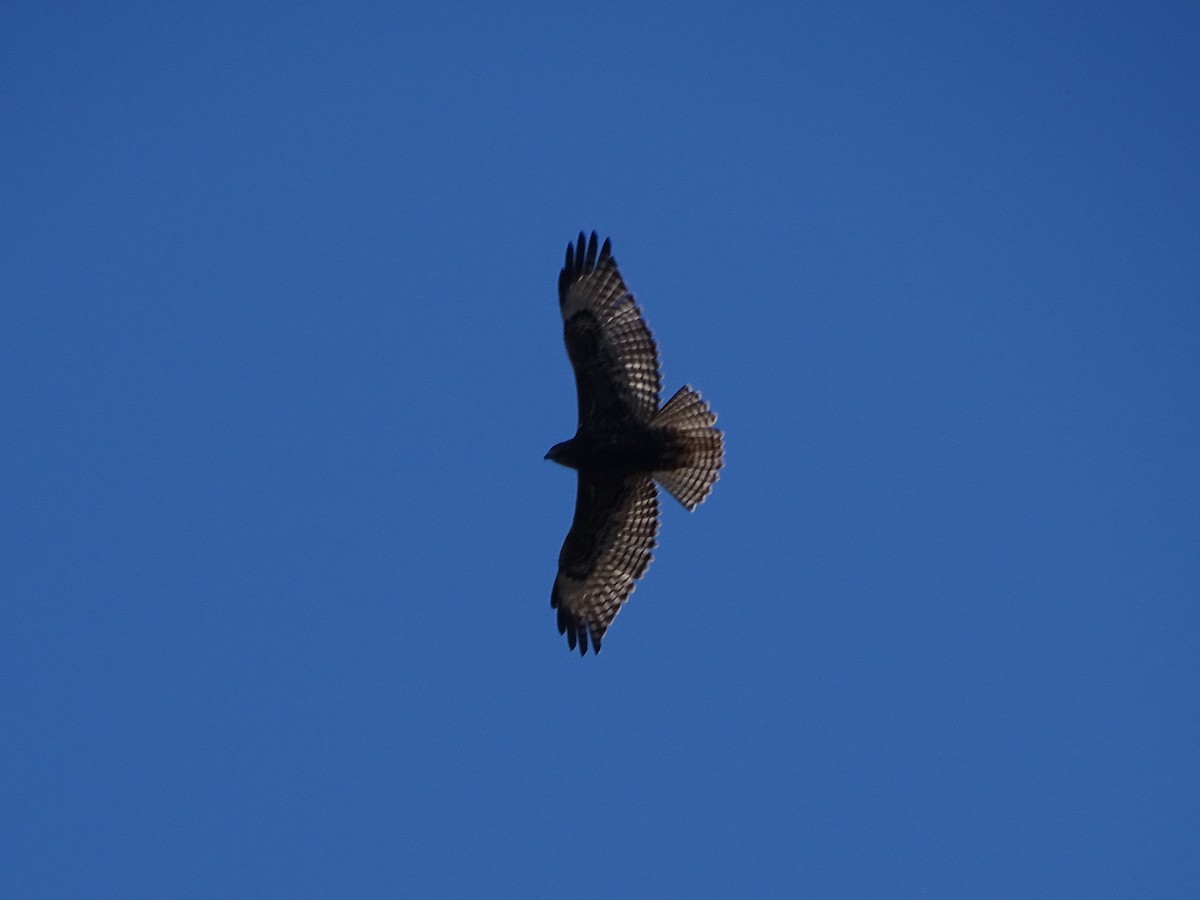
[577,624,602,656]
[552,591,604,656]
[559,231,614,303]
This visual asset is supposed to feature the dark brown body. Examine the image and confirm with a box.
[545,426,683,475]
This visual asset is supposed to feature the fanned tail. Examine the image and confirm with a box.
[652,386,724,511]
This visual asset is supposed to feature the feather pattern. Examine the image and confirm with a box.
[546,233,723,654]
[559,233,662,425]
[551,475,659,655]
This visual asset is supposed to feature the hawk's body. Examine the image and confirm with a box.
[546,232,724,654]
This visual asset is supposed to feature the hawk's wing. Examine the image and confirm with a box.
[559,232,662,426]
[552,472,659,655]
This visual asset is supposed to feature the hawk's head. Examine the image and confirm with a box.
[545,439,581,470]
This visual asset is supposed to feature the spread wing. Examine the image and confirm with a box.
[558,232,662,427]
[552,473,659,655]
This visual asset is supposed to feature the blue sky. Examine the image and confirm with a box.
[2,2,1197,896]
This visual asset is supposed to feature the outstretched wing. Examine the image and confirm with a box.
[558,232,662,427]
[552,473,659,655]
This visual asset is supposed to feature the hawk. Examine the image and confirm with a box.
[545,232,724,654]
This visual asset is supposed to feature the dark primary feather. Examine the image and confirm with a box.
[557,231,605,300]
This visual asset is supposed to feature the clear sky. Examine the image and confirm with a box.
[3,2,1197,897]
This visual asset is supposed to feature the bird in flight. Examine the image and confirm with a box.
[545,232,724,654]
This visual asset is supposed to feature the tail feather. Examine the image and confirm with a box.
[652,386,724,511]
